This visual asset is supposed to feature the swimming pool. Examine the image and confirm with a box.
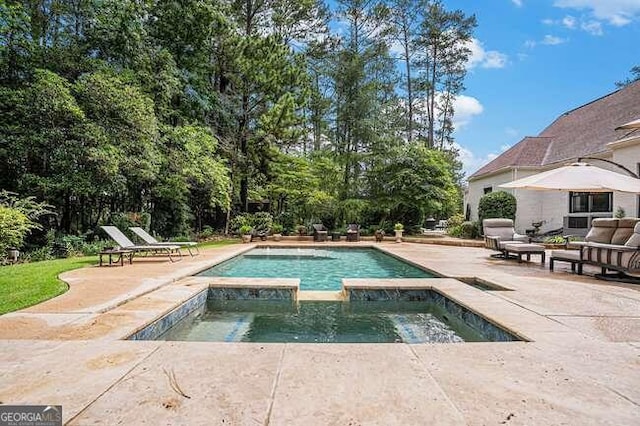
[197,247,435,291]
[155,300,485,343]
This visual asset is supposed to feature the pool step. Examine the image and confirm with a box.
[297,290,346,301]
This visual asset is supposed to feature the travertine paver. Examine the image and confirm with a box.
[0,241,639,425]
[412,342,640,425]
[68,342,284,425]
[269,344,466,425]
[0,340,160,422]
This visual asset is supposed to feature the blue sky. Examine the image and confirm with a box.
[446,0,640,176]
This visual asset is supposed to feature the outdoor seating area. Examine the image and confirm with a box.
[2,241,640,425]
[100,226,183,262]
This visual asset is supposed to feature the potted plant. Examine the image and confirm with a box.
[271,223,284,242]
[239,225,253,243]
[394,223,404,243]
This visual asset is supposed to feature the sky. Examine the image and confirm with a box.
[443,0,640,177]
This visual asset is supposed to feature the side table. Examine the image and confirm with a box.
[99,249,134,266]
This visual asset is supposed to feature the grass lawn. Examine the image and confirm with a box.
[0,239,239,315]
[0,256,97,315]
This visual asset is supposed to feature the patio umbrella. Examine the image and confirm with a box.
[615,118,640,130]
[498,162,640,193]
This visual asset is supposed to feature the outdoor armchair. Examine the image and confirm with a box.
[346,224,360,242]
[312,224,328,242]
[129,227,199,256]
[101,226,182,262]
[482,218,529,258]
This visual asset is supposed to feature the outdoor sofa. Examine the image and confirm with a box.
[550,218,640,280]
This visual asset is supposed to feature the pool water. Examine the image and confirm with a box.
[157,300,486,343]
[197,248,434,290]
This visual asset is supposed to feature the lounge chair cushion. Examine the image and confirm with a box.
[585,218,618,243]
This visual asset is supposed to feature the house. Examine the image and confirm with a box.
[466,80,640,236]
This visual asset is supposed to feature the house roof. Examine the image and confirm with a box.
[469,80,640,180]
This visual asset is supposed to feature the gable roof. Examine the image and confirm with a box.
[469,80,640,180]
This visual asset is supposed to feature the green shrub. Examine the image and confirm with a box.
[0,206,33,254]
[24,246,54,262]
[199,226,214,239]
[239,225,252,235]
[478,191,517,224]
[460,221,480,239]
[394,223,404,231]
[448,221,480,239]
[230,212,273,235]
[110,212,152,237]
[446,213,465,229]
[271,223,284,234]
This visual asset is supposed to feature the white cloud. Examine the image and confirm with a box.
[505,127,519,137]
[466,39,508,69]
[525,35,568,48]
[543,14,605,35]
[554,0,640,26]
[511,0,523,7]
[456,144,503,177]
[452,95,484,130]
[581,20,604,35]
[562,15,577,28]
[541,34,567,45]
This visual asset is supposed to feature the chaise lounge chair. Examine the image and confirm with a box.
[129,226,199,256]
[101,226,182,262]
[482,218,529,258]
[312,224,328,242]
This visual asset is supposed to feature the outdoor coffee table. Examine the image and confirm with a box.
[99,249,134,267]
[503,243,546,264]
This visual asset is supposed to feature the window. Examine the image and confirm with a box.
[568,217,588,228]
[569,192,612,213]
[483,186,492,194]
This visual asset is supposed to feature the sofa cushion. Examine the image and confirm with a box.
[624,222,640,247]
[585,218,618,243]
[611,218,640,244]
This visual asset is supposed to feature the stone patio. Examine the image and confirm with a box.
[1,241,639,425]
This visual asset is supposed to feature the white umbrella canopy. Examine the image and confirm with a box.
[499,163,640,193]
[615,118,640,130]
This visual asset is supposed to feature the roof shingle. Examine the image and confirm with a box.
[469,80,640,180]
